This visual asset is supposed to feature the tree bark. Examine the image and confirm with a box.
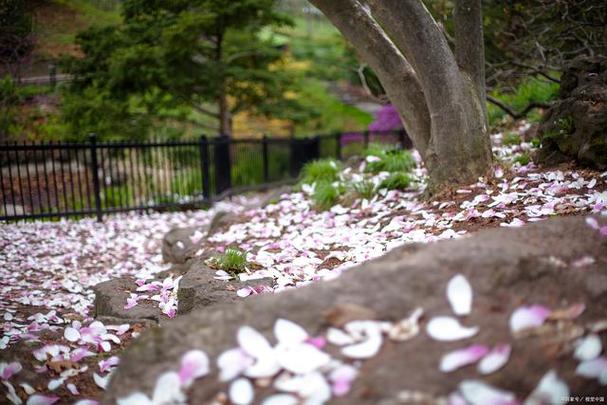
[454,0,487,122]
[309,0,431,158]
[215,31,232,136]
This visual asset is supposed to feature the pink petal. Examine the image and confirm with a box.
[586,217,599,230]
[67,383,80,395]
[229,378,254,405]
[426,317,479,341]
[447,274,473,316]
[509,305,551,333]
[478,344,511,375]
[236,287,253,297]
[0,361,22,380]
[26,395,60,405]
[440,345,490,373]
[178,350,209,387]
[329,364,358,396]
[99,356,120,374]
[305,336,327,349]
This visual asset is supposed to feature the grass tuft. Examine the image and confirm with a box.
[300,159,341,185]
[212,248,248,275]
[379,172,411,190]
[351,180,376,200]
[365,148,415,174]
[312,182,343,211]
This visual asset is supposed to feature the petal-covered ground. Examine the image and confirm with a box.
[1,123,607,404]
[0,198,259,404]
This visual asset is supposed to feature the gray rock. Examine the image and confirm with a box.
[537,55,607,169]
[92,277,162,323]
[105,216,607,403]
[161,226,204,264]
[177,259,274,314]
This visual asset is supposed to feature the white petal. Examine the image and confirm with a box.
[576,357,607,378]
[217,348,253,381]
[525,370,569,405]
[117,393,153,405]
[152,372,185,404]
[326,328,355,346]
[25,395,60,405]
[275,343,331,374]
[262,394,298,405]
[238,326,274,358]
[574,335,602,361]
[64,327,80,342]
[447,274,473,316]
[19,382,36,395]
[509,305,551,333]
[342,331,383,359]
[459,380,517,405]
[478,344,512,375]
[93,373,110,390]
[47,378,64,391]
[426,317,479,341]
[440,345,489,373]
[229,378,254,405]
[244,355,281,379]
[274,319,308,345]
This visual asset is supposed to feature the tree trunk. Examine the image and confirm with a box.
[215,31,232,137]
[309,0,493,193]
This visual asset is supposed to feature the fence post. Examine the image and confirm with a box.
[214,135,232,194]
[199,135,210,200]
[49,63,57,89]
[334,132,342,160]
[363,130,370,149]
[262,134,269,182]
[88,133,103,222]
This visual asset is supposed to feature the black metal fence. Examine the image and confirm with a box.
[0,129,410,222]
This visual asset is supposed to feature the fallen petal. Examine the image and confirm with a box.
[152,372,185,404]
[574,335,602,362]
[447,274,473,316]
[426,317,479,341]
[179,350,209,387]
[525,370,569,405]
[326,328,355,346]
[342,331,383,359]
[576,357,607,379]
[459,380,518,405]
[509,305,551,333]
[25,395,60,405]
[64,327,81,343]
[238,326,273,358]
[440,345,489,373]
[229,378,254,405]
[274,319,308,345]
[478,344,512,375]
[276,343,331,374]
[262,394,298,405]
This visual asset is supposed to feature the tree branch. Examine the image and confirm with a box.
[486,95,551,120]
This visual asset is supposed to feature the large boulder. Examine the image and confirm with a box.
[536,55,607,169]
[105,216,607,403]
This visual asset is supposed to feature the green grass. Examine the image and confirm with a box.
[300,159,341,185]
[513,153,531,166]
[502,132,522,146]
[379,172,412,190]
[365,148,415,174]
[312,181,344,210]
[213,248,248,275]
[351,180,376,200]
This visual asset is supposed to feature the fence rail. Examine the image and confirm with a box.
[0,130,411,222]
